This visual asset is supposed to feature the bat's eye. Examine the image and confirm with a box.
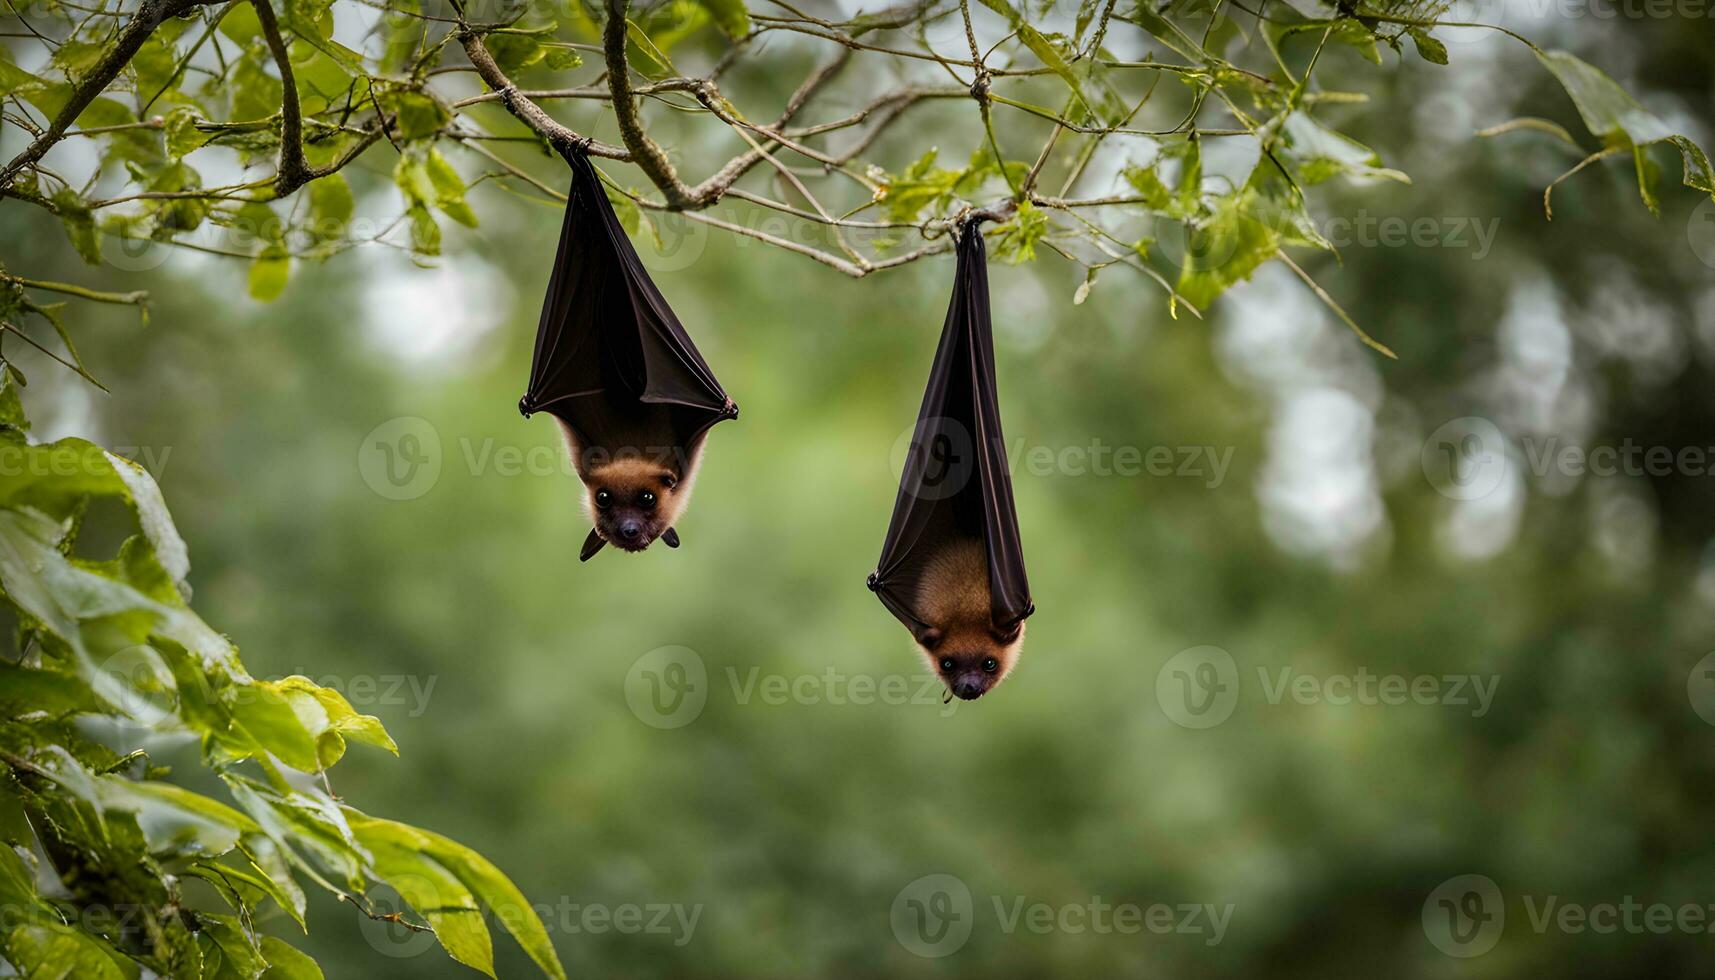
[638,491,656,509]
[939,658,956,673]
[982,657,999,673]
[594,490,613,509]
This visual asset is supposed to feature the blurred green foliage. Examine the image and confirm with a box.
[4,4,1715,980]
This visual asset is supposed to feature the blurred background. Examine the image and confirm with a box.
[6,6,1715,978]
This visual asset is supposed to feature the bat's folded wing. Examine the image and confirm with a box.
[869,225,1034,637]
[519,148,737,451]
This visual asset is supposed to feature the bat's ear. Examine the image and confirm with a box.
[662,527,681,548]
[915,626,943,650]
[579,528,607,562]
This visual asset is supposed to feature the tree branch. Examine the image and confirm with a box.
[250,0,310,196]
[458,26,629,161]
[603,0,695,206]
[0,0,222,193]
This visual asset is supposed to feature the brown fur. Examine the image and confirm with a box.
[911,537,1025,701]
[557,419,700,553]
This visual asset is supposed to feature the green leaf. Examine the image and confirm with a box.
[199,912,266,980]
[230,52,284,125]
[1408,28,1448,66]
[51,40,108,80]
[543,47,583,71]
[694,0,749,37]
[0,661,98,718]
[350,821,494,976]
[487,34,545,73]
[348,814,566,980]
[1536,49,1715,203]
[407,206,441,257]
[2,921,135,980]
[242,836,309,928]
[249,246,290,303]
[165,108,206,158]
[425,149,477,228]
[259,936,324,980]
[227,678,323,772]
[378,90,449,142]
[1328,18,1381,65]
[307,174,354,243]
[992,201,1048,264]
[50,190,101,265]
[223,777,370,893]
[1174,188,1281,311]
[0,46,51,100]
[274,675,397,764]
[1124,6,1203,61]
[95,776,261,858]
[220,3,264,43]
[1279,111,1410,185]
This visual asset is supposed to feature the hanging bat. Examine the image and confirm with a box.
[869,222,1033,702]
[520,147,736,561]
[910,536,1027,700]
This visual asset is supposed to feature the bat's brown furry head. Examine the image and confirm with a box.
[553,418,699,559]
[581,455,688,554]
[911,537,1025,701]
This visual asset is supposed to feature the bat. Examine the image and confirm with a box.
[868,222,1034,701]
[519,147,737,560]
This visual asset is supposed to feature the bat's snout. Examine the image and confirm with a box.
[951,676,988,701]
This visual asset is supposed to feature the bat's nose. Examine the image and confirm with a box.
[618,521,643,542]
[952,678,985,701]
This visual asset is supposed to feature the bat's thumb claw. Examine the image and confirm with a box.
[580,528,607,562]
[662,527,681,548]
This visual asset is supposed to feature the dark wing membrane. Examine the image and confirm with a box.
[868,226,1034,635]
[519,149,736,451]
